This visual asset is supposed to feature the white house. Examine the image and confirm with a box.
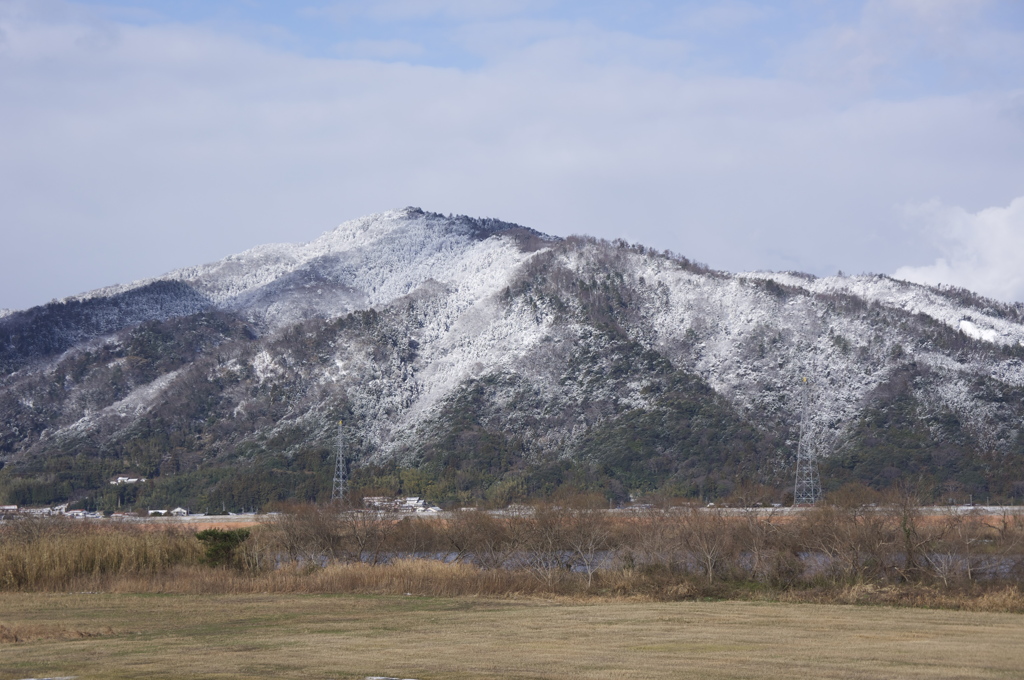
[111,476,147,485]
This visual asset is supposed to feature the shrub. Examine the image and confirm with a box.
[195,528,251,567]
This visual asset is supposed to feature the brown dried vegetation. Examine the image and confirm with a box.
[2,494,1023,612]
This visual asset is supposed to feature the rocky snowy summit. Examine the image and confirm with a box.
[1,208,1023,509]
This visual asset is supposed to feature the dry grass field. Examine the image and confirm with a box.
[1,593,1022,680]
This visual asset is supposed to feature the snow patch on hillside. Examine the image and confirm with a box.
[744,272,1024,347]
[405,296,552,423]
[338,239,551,456]
[58,369,183,437]
[251,350,282,383]
[958,319,999,343]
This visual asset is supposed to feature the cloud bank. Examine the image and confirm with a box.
[1,0,1023,309]
[895,197,1024,304]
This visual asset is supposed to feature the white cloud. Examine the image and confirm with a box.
[884,0,986,24]
[307,0,544,24]
[781,0,1024,92]
[0,1,1023,309]
[894,197,1024,303]
[455,18,693,68]
[671,1,769,32]
[333,38,423,59]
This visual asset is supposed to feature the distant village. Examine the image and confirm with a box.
[0,473,444,520]
[363,496,443,514]
[0,502,196,520]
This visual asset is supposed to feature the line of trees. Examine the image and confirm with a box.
[244,493,1024,591]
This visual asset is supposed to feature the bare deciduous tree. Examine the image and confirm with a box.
[678,506,735,584]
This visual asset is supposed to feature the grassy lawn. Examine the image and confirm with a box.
[1,593,1022,680]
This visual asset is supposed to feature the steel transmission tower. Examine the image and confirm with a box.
[331,420,346,502]
[793,376,821,506]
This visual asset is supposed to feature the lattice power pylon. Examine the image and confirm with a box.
[331,420,346,502]
[793,376,822,506]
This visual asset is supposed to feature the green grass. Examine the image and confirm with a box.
[2,593,1023,680]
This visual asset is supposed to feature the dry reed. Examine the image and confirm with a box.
[3,501,1024,613]
[0,518,201,590]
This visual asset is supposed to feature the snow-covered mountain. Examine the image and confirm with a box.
[2,208,1023,509]
[73,208,549,328]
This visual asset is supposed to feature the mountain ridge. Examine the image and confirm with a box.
[2,208,1023,509]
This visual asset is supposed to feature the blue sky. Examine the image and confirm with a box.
[79,2,855,68]
[2,0,1024,308]
[66,0,1023,90]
